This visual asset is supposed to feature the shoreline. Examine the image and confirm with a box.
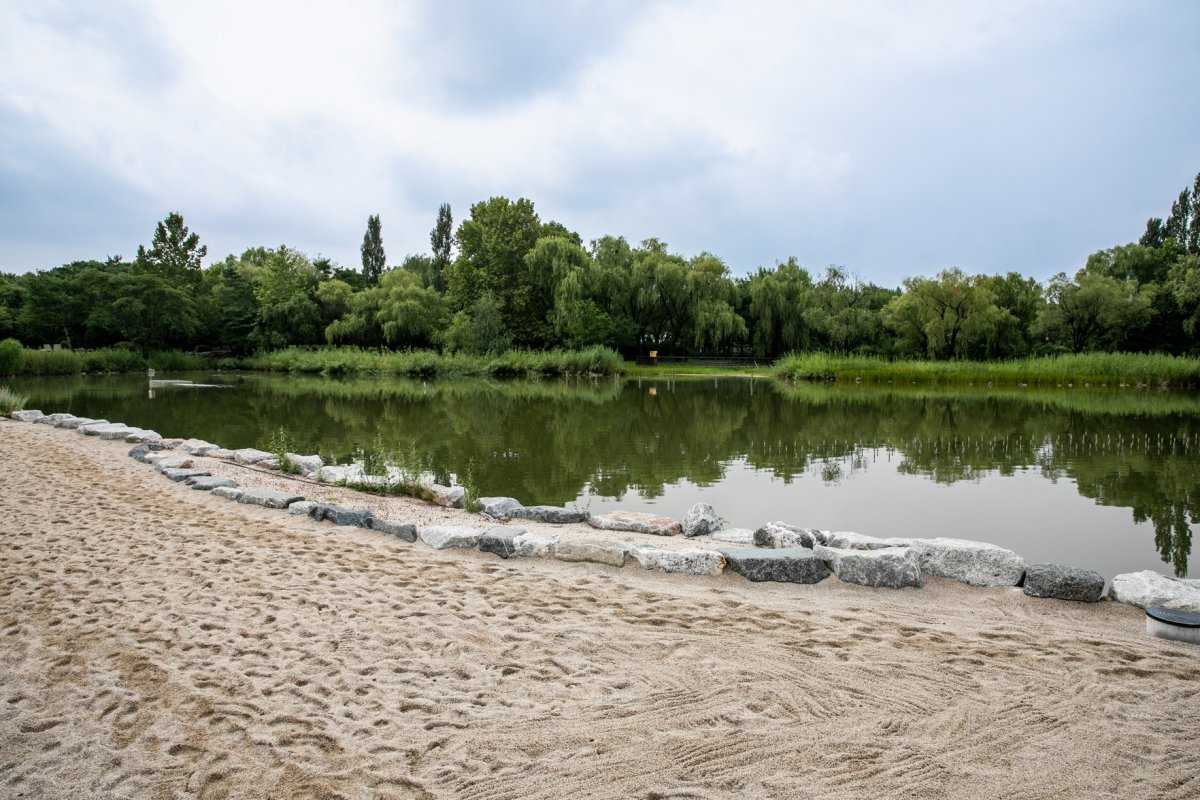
[2,420,1199,798]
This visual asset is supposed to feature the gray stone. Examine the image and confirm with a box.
[10,410,44,422]
[682,503,722,537]
[430,484,466,509]
[317,464,362,484]
[211,486,244,501]
[284,453,324,477]
[910,538,1026,587]
[1022,563,1106,603]
[288,501,318,516]
[54,416,93,429]
[162,468,212,482]
[589,511,682,537]
[629,547,725,576]
[177,438,221,456]
[74,419,109,433]
[754,522,821,549]
[237,489,305,509]
[418,526,481,549]
[508,505,589,524]
[721,547,830,584]
[35,413,74,425]
[477,496,522,519]
[814,544,923,589]
[79,421,119,436]
[553,540,628,567]
[207,448,237,460]
[98,425,138,440]
[155,457,194,472]
[711,528,756,545]
[309,503,374,527]
[479,526,559,559]
[128,443,167,462]
[823,530,903,550]
[1109,570,1200,614]
[185,476,239,491]
[367,518,418,542]
[125,429,163,444]
[233,448,278,466]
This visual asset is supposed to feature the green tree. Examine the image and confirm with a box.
[882,269,1007,359]
[197,259,259,354]
[88,271,199,354]
[746,259,814,357]
[136,212,207,279]
[687,253,746,354]
[1034,270,1154,353]
[252,246,323,349]
[361,214,386,287]
[442,291,510,355]
[429,203,453,293]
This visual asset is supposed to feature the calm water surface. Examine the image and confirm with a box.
[11,372,1199,580]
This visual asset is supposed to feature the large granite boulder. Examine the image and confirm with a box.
[813,544,923,589]
[233,448,279,467]
[79,421,119,436]
[823,530,903,550]
[682,503,721,538]
[237,489,304,509]
[553,540,628,567]
[177,439,221,456]
[629,547,725,576]
[206,448,237,460]
[317,464,364,484]
[1109,571,1200,613]
[507,505,589,524]
[477,496,522,519]
[1022,563,1106,603]
[366,518,418,542]
[55,416,94,429]
[721,547,830,584]
[479,526,559,559]
[309,503,374,527]
[910,538,1026,587]
[288,501,318,516]
[211,486,244,501]
[98,425,139,440]
[284,453,324,477]
[75,419,109,433]
[419,526,481,549]
[10,410,44,422]
[162,468,212,482]
[589,511,682,536]
[155,457,194,472]
[754,522,822,549]
[430,484,467,509]
[35,412,73,425]
[125,429,163,444]
[711,528,756,545]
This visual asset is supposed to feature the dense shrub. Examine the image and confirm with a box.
[0,338,24,376]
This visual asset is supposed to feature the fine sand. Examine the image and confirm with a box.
[1,420,1198,800]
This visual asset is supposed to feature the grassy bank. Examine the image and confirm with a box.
[0,341,211,377]
[774,352,1200,388]
[217,346,626,378]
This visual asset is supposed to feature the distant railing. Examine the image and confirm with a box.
[634,355,764,367]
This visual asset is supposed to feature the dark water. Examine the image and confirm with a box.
[10,372,1199,580]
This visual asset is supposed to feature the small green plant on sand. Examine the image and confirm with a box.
[267,426,300,474]
[0,385,28,415]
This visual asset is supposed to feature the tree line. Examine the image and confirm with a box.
[2,173,1199,359]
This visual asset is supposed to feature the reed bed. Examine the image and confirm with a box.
[774,352,1200,388]
[221,346,626,378]
[4,347,209,376]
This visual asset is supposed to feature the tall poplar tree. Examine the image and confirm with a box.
[361,214,385,286]
[429,203,453,292]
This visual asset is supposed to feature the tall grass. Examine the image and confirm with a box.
[774,352,1200,388]
[223,346,626,378]
[0,385,28,414]
[6,347,211,376]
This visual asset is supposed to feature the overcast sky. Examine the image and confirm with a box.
[2,1,1198,286]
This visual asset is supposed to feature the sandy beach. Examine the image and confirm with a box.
[1,420,1198,799]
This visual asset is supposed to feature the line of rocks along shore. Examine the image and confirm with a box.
[8,408,1200,617]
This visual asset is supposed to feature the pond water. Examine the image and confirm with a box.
[10,372,1199,580]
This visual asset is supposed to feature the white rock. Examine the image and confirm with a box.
[554,540,628,567]
[233,448,277,466]
[418,526,481,549]
[285,453,324,477]
[754,522,822,549]
[317,464,364,484]
[430,484,466,509]
[125,430,163,444]
[910,538,1026,587]
[629,547,725,576]
[77,421,113,435]
[711,528,756,545]
[288,501,318,516]
[682,503,721,537]
[1110,571,1200,614]
[10,410,44,423]
[177,438,221,456]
